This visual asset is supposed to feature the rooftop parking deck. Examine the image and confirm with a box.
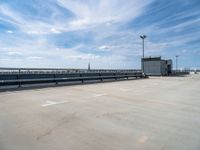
[0,74,200,150]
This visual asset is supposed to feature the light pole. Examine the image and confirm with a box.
[176,55,179,73]
[140,35,147,73]
[88,62,91,71]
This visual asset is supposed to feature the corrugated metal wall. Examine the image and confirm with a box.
[143,61,162,76]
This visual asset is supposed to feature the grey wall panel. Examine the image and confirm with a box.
[143,61,162,75]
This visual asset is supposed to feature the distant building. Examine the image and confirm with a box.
[142,56,173,76]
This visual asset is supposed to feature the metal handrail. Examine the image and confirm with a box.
[0,71,145,88]
[0,68,141,74]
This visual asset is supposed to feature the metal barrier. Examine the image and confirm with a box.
[0,68,141,74]
[171,70,190,76]
[0,68,145,89]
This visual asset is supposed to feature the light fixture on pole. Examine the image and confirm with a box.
[176,55,179,72]
[140,35,147,73]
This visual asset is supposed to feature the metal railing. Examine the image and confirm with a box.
[0,68,145,89]
[0,68,141,74]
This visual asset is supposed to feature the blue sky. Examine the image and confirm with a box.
[0,0,200,69]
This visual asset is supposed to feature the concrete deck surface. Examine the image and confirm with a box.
[0,75,200,150]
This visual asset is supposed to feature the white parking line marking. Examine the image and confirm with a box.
[1,92,17,96]
[93,93,108,97]
[119,88,131,92]
[42,101,68,107]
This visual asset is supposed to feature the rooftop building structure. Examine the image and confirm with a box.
[142,56,173,76]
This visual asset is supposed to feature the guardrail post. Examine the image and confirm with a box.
[18,69,21,88]
[80,73,84,83]
[114,73,117,80]
[126,73,128,80]
[99,73,103,82]
[54,73,58,85]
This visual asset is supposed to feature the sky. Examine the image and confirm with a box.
[0,0,200,69]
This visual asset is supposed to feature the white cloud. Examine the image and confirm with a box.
[7,30,13,34]
[0,0,154,34]
[56,0,154,30]
[27,56,43,60]
[7,51,23,56]
[50,28,62,34]
[99,45,112,51]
